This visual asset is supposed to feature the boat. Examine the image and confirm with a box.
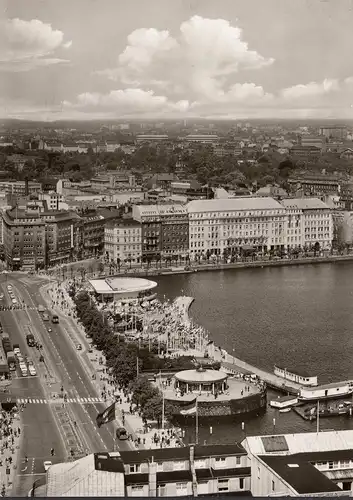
[270,395,298,409]
[299,380,353,401]
[274,365,318,387]
[279,408,291,413]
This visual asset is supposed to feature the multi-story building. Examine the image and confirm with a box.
[76,208,121,260]
[0,181,41,196]
[132,204,189,260]
[158,204,189,258]
[300,136,325,149]
[187,197,287,259]
[104,219,142,263]
[132,205,161,260]
[45,444,251,497]
[243,429,353,495]
[3,203,46,270]
[2,200,80,270]
[38,191,64,211]
[136,134,169,144]
[281,198,333,251]
[290,145,321,158]
[319,125,347,139]
[288,174,344,196]
[181,134,219,144]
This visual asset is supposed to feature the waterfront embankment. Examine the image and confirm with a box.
[180,294,304,395]
[92,253,353,279]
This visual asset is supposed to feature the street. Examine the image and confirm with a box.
[0,273,132,496]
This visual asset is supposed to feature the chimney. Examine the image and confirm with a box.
[148,459,157,497]
[25,177,29,196]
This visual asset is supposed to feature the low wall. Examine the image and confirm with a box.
[166,389,267,419]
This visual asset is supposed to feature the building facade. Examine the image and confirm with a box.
[104,219,142,263]
[158,205,189,258]
[281,198,333,251]
[187,197,287,259]
[132,205,161,261]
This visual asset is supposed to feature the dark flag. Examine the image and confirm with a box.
[96,402,116,428]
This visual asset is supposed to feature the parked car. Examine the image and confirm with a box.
[116,427,128,440]
[76,344,82,351]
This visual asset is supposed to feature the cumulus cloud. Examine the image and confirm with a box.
[97,15,274,100]
[0,18,72,71]
[64,88,191,117]
[281,78,339,99]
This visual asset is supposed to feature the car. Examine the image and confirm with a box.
[28,360,34,366]
[43,461,52,472]
[19,362,26,370]
[88,348,93,353]
[76,344,82,351]
[12,299,17,304]
[116,427,128,440]
[17,356,24,363]
[29,366,36,376]
[13,348,20,355]
[48,328,52,333]
[21,368,28,377]
[7,285,12,290]
[85,334,91,339]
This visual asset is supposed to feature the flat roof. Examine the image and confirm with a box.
[259,455,341,494]
[89,277,157,295]
[175,369,227,384]
[187,197,284,213]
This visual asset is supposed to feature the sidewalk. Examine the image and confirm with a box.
[0,408,22,496]
[39,281,184,451]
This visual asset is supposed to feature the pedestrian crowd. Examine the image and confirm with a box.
[0,406,21,496]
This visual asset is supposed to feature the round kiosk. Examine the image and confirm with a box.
[175,368,228,395]
[163,365,267,420]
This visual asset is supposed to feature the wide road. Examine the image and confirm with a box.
[11,275,132,454]
[0,276,66,497]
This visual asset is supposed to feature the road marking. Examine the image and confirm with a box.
[16,397,105,404]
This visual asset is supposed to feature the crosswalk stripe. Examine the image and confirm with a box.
[67,398,73,403]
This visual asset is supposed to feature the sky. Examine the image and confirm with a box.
[1,0,353,121]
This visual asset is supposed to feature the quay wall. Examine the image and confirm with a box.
[166,389,267,419]
[106,254,353,278]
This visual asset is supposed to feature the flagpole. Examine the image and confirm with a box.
[316,400,320,434]
[195,397,199,445]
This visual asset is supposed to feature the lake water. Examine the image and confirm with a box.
[152,262,353,443]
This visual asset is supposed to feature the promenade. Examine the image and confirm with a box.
[40,280,184,451]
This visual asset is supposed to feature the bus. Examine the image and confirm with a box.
[52,315,59,324]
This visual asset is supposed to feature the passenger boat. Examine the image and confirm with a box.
[299,380,353,401]
[279,408,291,413]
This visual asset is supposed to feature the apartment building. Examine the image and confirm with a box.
[319,125,347,139]
[45,444,251,497]
[104,219,142,263]
[242,430,353,495]
[0,181,41,196]
[288,174,344,196]
[77,208,121,259]
[132,204,189,260]
[187,197,287,258]
[38,191,64,211]
[281,198,333,250]
[2,200,79,269]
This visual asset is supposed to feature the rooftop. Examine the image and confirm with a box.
[281,198,330,210]
[89,277,157,295]
[242,430,353,456]
[187,197,284,213]
[175,368,227,384]
[259,455,341,494]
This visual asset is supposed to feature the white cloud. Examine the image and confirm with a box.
[281,78,339,99]
[65,88,191,117]
[97,15,274,100]
[0,18,72,71]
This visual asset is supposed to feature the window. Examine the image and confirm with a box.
[129,464,141,473]
[157,484,166,497]
[236,456,241,465]
[176,483,188,496]
[272,480,275,492]
[239,478,244,490]
[217,479,229,492]
[257,467,260,479]
[131,485,144,496]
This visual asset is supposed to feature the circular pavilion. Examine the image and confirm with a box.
[174,367,228,395]
[88,277,157,302]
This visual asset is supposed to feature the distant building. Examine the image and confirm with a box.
[301,136,325,149]
[0,181,41,196]
[288,174,344,196]
[136,134,169,144]
[290,145,321,158]
[181,134,219,144]
[255,185,287,198]
[319,125,347,139]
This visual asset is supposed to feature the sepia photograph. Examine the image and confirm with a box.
[1,0,353,496]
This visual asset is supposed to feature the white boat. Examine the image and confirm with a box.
[279,408,291,413]
[299,380,353,401]
[270,395,298,409]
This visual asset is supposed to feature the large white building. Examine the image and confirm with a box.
[242,430,353,495]
[281,198,333,251]
[187,197,287,258]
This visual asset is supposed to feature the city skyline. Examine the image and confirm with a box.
[1,0,353,121]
